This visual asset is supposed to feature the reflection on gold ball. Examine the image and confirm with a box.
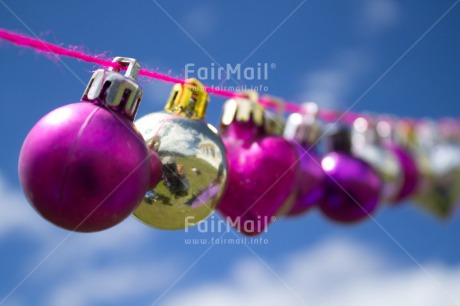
[132,111,228,230]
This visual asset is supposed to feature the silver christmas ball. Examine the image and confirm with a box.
[132,79,228,230]
[352,117,403,202]
[411,120,460,217]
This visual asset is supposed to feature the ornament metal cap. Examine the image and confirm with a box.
[394,119,417,147]
[261,95,285,135]
[375,116,395,142]
[284,102,320,145]
[220,91,264,127]
[82,57,143,121]
[415,119,439,149]
[352,116,381,148]
[327,124,352,153]
[164,78,209,120]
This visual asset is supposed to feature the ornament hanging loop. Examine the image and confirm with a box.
[108,56,141,79]
[82,57,143,121]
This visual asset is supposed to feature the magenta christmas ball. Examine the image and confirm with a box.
[217,96,298,236]
[287,147,324,216]
[319,127,381,223]
[385,143,419,202]
[18,57,162,232]
[19,103,158,232]
[320,152,381,223]
[283,108,325,216]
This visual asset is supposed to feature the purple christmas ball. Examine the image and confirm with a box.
[19,102,160,232]
[319,152,381,223]
[386,143,419,202]
[287,145,325,216]
[217,120,299,236]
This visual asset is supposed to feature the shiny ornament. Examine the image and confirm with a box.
[412,121,460,217]
[283,103,325,216]
[377,119,419,202]
[352,117,403,202]
[262,95,286,136]
[320,126,381,223]
[133,79,228,230]
[259,95,297,217]
[18,57,162,232]
[217,92,298,236]
[386,143,419,201]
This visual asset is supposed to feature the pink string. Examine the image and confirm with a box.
[0,29,118,68]
[0,28,451,125]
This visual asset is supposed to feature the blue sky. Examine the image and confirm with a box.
[1,0,460,305]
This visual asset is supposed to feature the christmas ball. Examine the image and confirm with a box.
[424,142,460,216]
[352,117,403,202]
[133,79,228,230]
[217,94,298,236]
[385,142,419,201]
[288,148,324,215]
[320,127,381,223]
[376,119,419,202]
[283,107,324,216]
[18,57,161,232]
[412,120,460,218]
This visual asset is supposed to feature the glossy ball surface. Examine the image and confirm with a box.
[133,111,228,230]
[19,102,157,232]
[353,144,402,202]
[386,143,419,202]
[286,145,324,216]
[319,152,381,223]
[217,120,299,236]
[414,143,460,217]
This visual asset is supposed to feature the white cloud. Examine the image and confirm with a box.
[0,175,54,240]
[161,239,460,306]
[182,6,218,39]
[4,172,459,306]
[135,113,218,157]
[298,50,373,109]
[35,219,153,274]
[360,0,401,33]
[34,218,181,306]
[0,173,153,251]
[159,122,200,156]
[297,0,401,109]
[46,261,176,306]
[300,68,350,109]
[0,173,179,306]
